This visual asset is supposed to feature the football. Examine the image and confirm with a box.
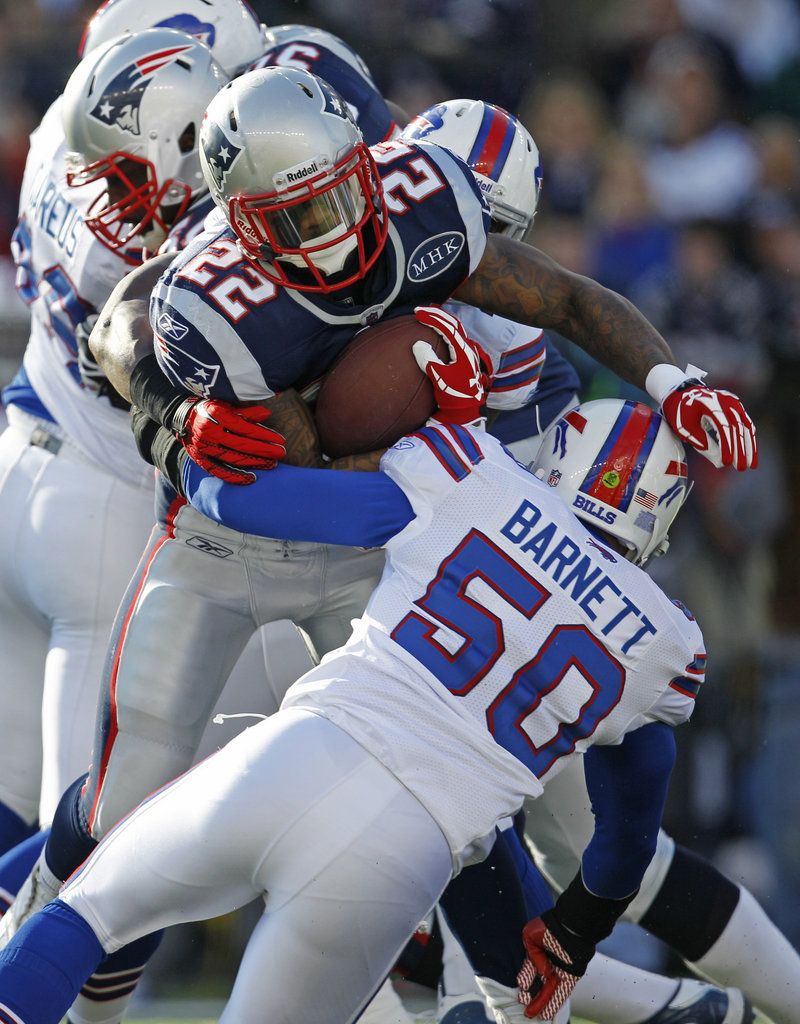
[315,314,447,458]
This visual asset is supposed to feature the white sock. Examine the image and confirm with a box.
[691,885,800,1024]
[570,953,678,1024]
[67,986,137,1024]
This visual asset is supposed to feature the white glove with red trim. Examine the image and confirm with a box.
[412,305,490,425]
[647,363,758,471]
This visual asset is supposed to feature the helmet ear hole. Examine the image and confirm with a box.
[178,124,195,154]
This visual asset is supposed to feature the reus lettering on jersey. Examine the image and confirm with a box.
[407,232,464,282]
[90,44,194,136]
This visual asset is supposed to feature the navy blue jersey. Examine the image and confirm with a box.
[251,25,399,146]
[149,139,490,402]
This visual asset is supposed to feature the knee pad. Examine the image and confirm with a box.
[639,843,740,961]
[46,775,98,884]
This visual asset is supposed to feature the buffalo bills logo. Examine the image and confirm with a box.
[403,105,447,139]
[155,14,217,50]
[90,44,194,136]
[201,118,243,192]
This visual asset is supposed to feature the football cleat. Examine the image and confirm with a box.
[645,978,754,1024]
[437,983,493,1024]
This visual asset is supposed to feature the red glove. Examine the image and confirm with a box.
[517,911,595,1020]
[172,398,286,485]
[412,305,490,425]
[647,364,758,471]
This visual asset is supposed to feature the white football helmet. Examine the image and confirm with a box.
[529,399,690,566]
[62,28,229,255]
[79,0,266,77]
[199,66,388,293]
[401,99,542,240]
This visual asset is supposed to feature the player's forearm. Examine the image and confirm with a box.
[90,253,175,402]
[455,235,676,391]
[580,721,675,899]
[268,389,384,471]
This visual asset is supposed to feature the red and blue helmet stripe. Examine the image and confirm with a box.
[578,401,660,512]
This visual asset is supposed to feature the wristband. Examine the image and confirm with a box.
[645,363,708,406]
[553,871,638,946]
[129,354,190,428]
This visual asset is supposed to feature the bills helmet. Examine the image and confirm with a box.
[529,399,690,566]
[199,66,388,293]
[62,28,229,256]
[80,0,266,77]
[402,98,542,240]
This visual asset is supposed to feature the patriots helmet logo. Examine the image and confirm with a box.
[90,44,193,136]
[317,77,358,129]
[202,118,243,192]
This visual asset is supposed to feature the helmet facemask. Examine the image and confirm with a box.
[229,142,387,293]
[66,150,192,255]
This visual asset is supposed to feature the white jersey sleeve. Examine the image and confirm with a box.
[443,302,545,412]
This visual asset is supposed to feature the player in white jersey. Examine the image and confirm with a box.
[0,380,705,1024]
[405,99,800,1024]
[0,23,233,863]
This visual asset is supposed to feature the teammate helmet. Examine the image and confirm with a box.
[529,399,690,566]
[199,66,388,293]
[62,28,229,256]
[401,99,542,240]
[80,0,266,77]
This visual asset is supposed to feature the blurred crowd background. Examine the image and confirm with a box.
[1,0,799,996]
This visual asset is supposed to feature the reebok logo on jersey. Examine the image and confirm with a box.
[407,232,464,282]
[157,312,189,341]
[90,44,194,135]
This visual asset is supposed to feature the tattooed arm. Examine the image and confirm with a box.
[267,389,384,472]
[454,234,675,390]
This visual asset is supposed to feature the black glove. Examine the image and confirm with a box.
[130,406,187,495]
